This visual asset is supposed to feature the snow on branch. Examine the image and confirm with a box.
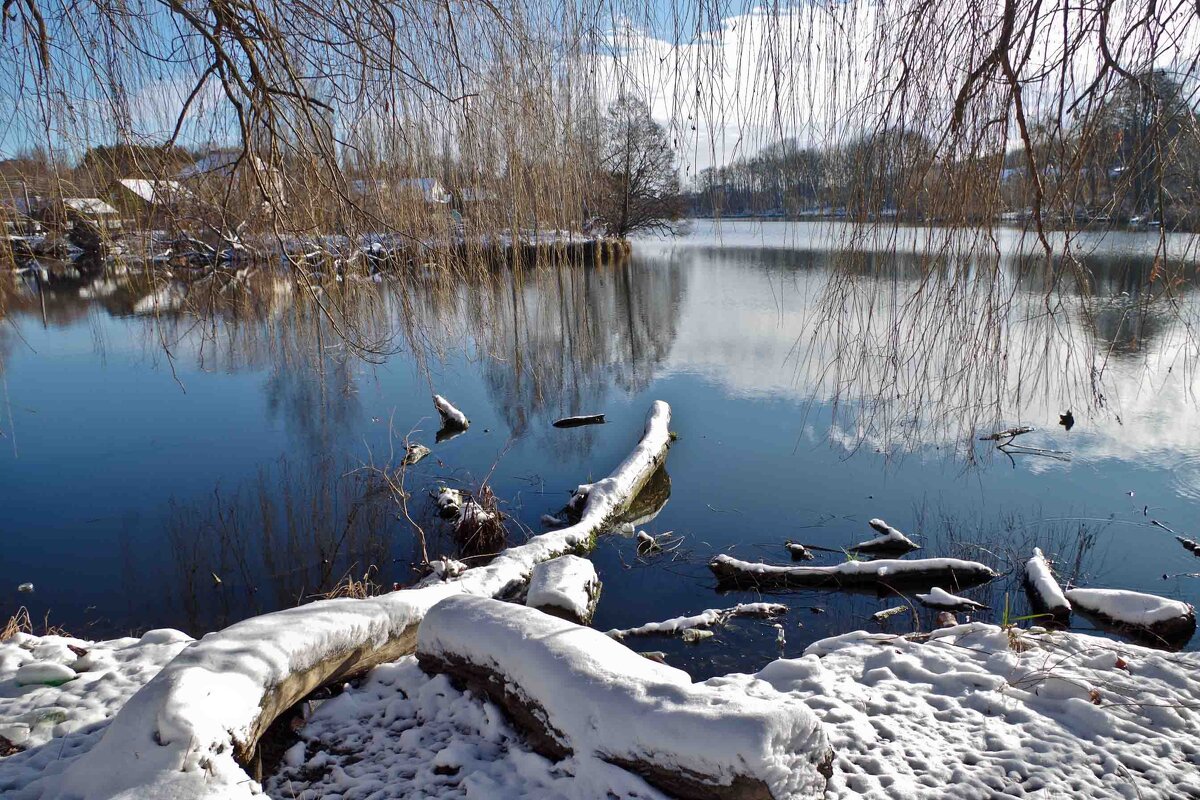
[417,596,832,800]
[1023,548,1071,621]
[709,553,998,591]
[606,602,787,639]
[849,518,920,555]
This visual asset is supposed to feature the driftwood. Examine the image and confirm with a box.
[1023,548,1071,624]
[1066,588,1196,650]
[55,402,674,799]
[709,554,998,591]
[553,413,606,428]
[606,603,788,639]
[417,596,832,800]
[848,519,920,555]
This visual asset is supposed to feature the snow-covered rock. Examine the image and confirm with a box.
[526,555,602,625]
[432,394,469,429]
[13,663,75,687]
[915,587,987,611]
[416,596,832,799]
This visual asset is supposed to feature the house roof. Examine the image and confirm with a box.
[63,198,119,215]
[177,151,275,180]
[116,178,188,205]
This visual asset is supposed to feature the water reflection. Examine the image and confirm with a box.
[4,221,1200,656]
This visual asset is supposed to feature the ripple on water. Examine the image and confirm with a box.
[1168,455,1200,502]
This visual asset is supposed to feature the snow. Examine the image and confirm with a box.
[607,603,788,638]
[785,541,814,560]
[0,630,192,797]
[526,555,599,622]
[915,587,986,610]
[712,553,997,582]
[115,179,189,206]
[1065,588,1193,626]
[13,663,76,687]
[851,519,919,551]
[62,198,118,215]
[755,623,1200,798]
[417,596,832,797]
[267,657,668,800]
[1024,548,1071,613]
[433,394,469,429]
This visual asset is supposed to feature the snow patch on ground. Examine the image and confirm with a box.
[758,623,1200,798]
[0,630,192,798]
[266,658,668,800]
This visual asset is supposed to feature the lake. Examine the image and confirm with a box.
[3,220,1199,678]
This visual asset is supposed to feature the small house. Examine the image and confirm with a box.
[108,178,192,228]
[40,198,122,232]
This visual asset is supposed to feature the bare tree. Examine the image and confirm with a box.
[591,96,682,237]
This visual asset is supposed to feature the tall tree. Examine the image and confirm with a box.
[592,96,682,237]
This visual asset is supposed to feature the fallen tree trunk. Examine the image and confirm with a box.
[50,401,673,800]
[1066,587,1196,650]
[709,554,998,591]
[417,596,832,800]
[1023,548,1071,624]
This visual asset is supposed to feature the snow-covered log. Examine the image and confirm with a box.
[416,596,832,800]
[527,555,602,625]
[49,401,673,799]
[433,394,469,430]
[709,554,998,591]
[606,602,788,639]
[1177,536,1200,556]
[848,519,920,555]
[1023,548,1071,622]
[552,413,606,428]
[1066,588,1196,648]
[915,587,987,611]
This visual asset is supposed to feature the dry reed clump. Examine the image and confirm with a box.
[1,607,32,641]
[449,485,508,557]
[316,566,383,600]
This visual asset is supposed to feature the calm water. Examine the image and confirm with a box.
[3,220,1200,677]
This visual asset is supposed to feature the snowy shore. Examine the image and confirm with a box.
[3,618,1198,799]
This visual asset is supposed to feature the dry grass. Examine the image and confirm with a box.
[1,607,32,641]
[316,566,384,601]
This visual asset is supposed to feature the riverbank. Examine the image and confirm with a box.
[2,617,1197,799]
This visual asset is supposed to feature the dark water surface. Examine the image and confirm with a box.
[3,221,1200,678]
